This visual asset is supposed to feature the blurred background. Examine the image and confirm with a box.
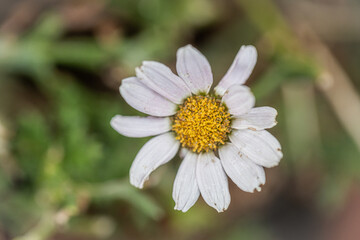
[0,0,360,239]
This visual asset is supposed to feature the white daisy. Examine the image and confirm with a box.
[111,45,283,212]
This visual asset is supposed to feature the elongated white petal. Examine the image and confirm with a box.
[176,45,213,94]
[197,152,230,212]
[229,129,282,168]
[232,107,278,130]
[130,132,180,188]
[120,77,177,117]
[222,85,255,116]
[110,115,171,138]
[173,151,200,212]
[136,61,191,104]
[219,143,265,193]
[215,45,257,96]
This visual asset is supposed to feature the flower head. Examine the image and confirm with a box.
[173,95,231,152]
[111,45,283,212]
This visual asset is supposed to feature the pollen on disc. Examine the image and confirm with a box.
[172,95,231,153]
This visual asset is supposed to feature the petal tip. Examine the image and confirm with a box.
[129,179,144,189]
[141,60,153,66]
[109,115,119,128]
[174,205,189,213]
[181,44,194,50]
[216,206,228,213]
[174,203,190,212]
[135,67,143,77]
[243,45,257,54]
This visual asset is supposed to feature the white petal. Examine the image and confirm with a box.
[136,61,191,104]
[196,152,230,212]
[173,151,200,212]
[215,45,257,96]
[110,115,171,138]
[130,132,180,188]
[232,107,278,130]
[179,148,189,159]
[222,85,255,116]
[176,45,213,94]
[229,129,282,168]
[120,77,177,117]
[219,143,265,193]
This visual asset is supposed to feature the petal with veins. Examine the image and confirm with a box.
[222,85,255,116]
[136,61,191,104]
[197,151,230,212]
[230,129,282,168]
[173,151,200,212]
[176,45,213,94]
[120,77,177,117]
[232,107,278,130]
[219,143,265,193]
[215,45,257,96]
[130,132,180,188]
[110,115,171,138]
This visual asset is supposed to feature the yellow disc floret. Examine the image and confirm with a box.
[172,95,231,153]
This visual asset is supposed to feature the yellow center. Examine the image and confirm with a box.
[172,95,231,153]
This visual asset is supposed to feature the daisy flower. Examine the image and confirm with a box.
[111,45,283,212]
